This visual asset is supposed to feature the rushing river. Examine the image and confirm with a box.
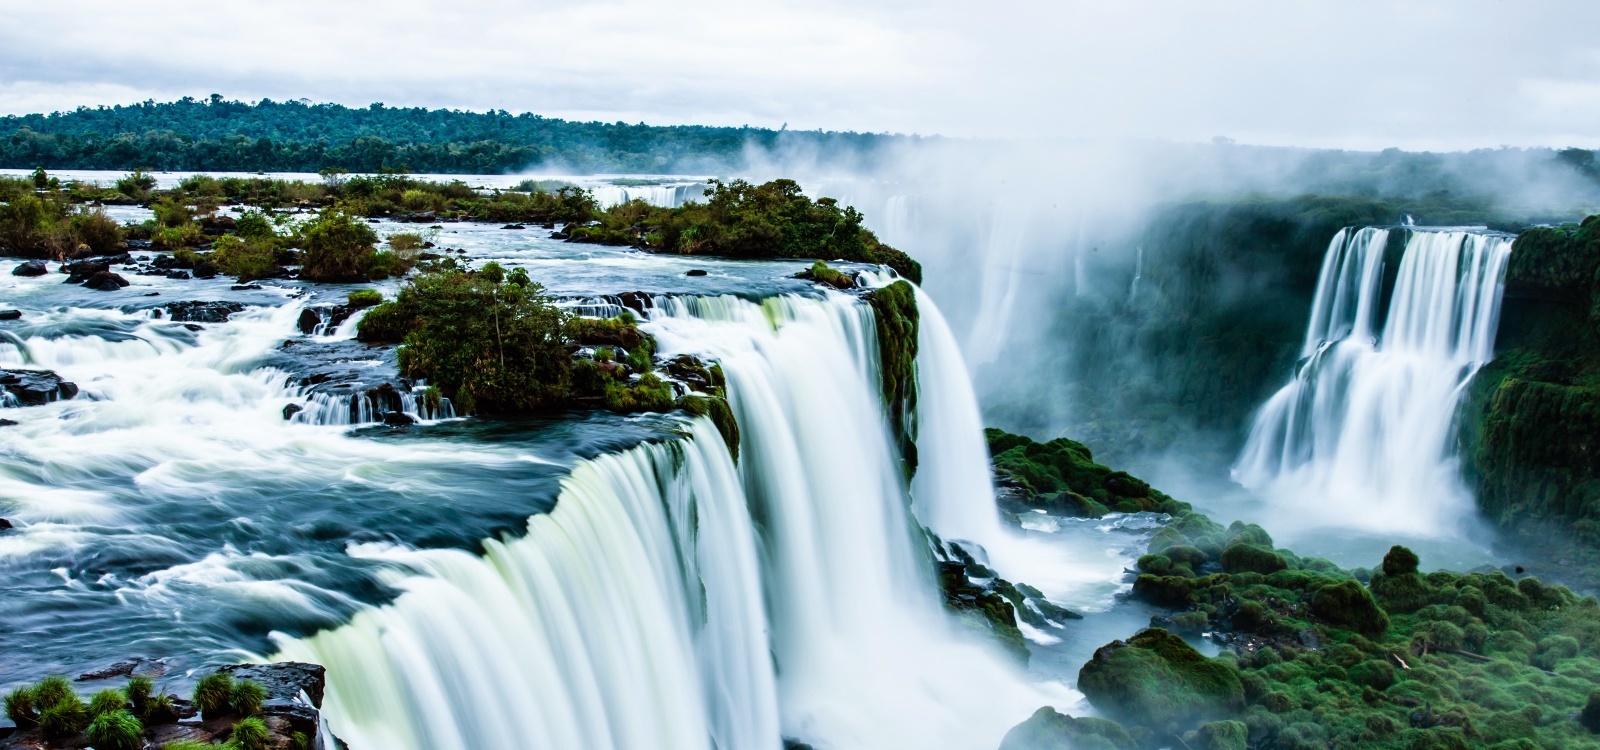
[0,207,1154,749]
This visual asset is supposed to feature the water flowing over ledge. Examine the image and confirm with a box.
[276,291,1064,750]
[1233,228,1515,534]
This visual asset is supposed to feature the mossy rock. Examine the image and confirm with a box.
[1310,579,1389,636]
[1195,719,1248,750]
[1220,544,1288,575]
[998,707,1135,750]
[1371,571,1433,614]
[1078,628,1244,730]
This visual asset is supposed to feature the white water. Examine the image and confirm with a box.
[1233,228,1514,533]
[280,292,1067,750]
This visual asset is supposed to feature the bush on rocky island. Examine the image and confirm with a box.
[298,209,382,282]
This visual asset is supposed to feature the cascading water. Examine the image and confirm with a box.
[278,291,1066,750]
[1233,228,1515,532]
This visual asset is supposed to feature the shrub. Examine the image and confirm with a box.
[388,232,426,251]
[230,716,270,750]
[67,208,125,255]
[5,685,36,727]
[193,672,234,719]
[299,210,378,282]
[85,708,144,750]
[152,222,203,249]
[89,688,127,717]
[358,268,574,413]
[604,372,674,413]
[31,675,73,709]
[38,692,89,738]
[347,289,383,308]
[363,249,413,280]
[116,169,156,199]
[233,210,277,240]
[161,741,216,750]
[143,693,178,724]
[230,679,266,716]
[208,234,280,280]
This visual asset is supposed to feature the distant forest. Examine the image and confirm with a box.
[0,96,908,174]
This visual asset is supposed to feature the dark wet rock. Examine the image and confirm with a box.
[232,284,263,291]
[77,660,141,680]
[220,662,326,709]
[502,223,526,229]
[283,403,303,420]
[62,259,109,284]
[0,310,20,320]
[166,301,247,323]
[617,291,653,314]
[0,518,12,529]
[0,419,16,427]
[84,270,130,291]
[382,411,417,427]
[0,369,80,406]
[298,308,323,334]
[166,270,192,280]
[193,261,218,279]
[686,269,708,277]
[11,260,48,277]
[125,239,152,251]
[152,253,190,270]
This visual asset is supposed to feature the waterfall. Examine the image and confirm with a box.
[1233,228,1514,533]
[277,292,1063,750]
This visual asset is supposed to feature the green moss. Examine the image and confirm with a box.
[1078,628,1245,730]
[84,708,144,750]
[1311,579,1390,636]
[869,281,918,476]
[800,260,855,289]
[1221,543,1289,574]
[998,707,1136,750]
[677,394,740,461]
[1194,719,1248,750]
[346,288,383,308]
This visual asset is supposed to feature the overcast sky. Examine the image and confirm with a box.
[2,0,1597,151]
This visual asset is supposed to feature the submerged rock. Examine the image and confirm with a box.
[0,369,80,406]
[61,259,109,284]
[11,260,47,277]
[83,270,130,291]
[0,310,20,320]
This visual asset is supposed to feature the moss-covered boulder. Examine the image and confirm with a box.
[1221,543,1289,574]
[985,428,1191,519]
[1310,579,1389,635]
[1078,628,1244,730]
[998,707,1135,750]
[1193,720,1248,750]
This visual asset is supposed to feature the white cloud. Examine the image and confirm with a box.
[0,0,1597,148]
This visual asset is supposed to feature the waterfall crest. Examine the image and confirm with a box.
[1233,228,1514,532]
[278,291,1061,750]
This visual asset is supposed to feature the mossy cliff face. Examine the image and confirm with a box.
[868,280,918,476]
[1466,214,1600,567]
[1000,431,1600,749]
[984,428,1190,519]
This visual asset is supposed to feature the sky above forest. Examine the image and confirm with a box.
[2,0,1598,150]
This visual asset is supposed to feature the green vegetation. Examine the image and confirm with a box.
[0,96,897,173]
[347,288,384,307]
[985,428,1190,518]
[230,716,270,750]
[84,709,144,750]
[1464,213,1600,582]
[37,690,88,738]
[1078,628,1245,731]
[0,189,124,258]
[357,263,573,414]
[88,688,127,717]
[4,685,36,728]
[230,679,266,717]
[798,260,855,289]
[869,280,920,473]
[571,179,921,282]
[193,671,234,719]
[299,210,383,282]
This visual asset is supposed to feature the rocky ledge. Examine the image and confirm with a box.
[0,370,79,407]
[1,662,325,750]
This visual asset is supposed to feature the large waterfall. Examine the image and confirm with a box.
[1233,228,1514,532]
[278,291,1064,750]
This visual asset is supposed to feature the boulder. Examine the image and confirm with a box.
[382,411,416,427]
[166,270,191,280]
[282,404,304,421]
[1077,628,1244,730]
[11,260,48,277]
[0,310,20,320]
[83,271,130,291]
[1194,720,1248,750]
[686,269,708,277]
[297,308,323,334]
[0,518,12,529]
[999,706,1135,750]
[0,419,16,427]
[0,369,80,406]
[166,301,246,323]
[1310,579,1389,635]
[61,259,109,284]
[1219,543,1288,574]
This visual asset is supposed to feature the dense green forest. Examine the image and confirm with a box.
[0,96,908,174]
